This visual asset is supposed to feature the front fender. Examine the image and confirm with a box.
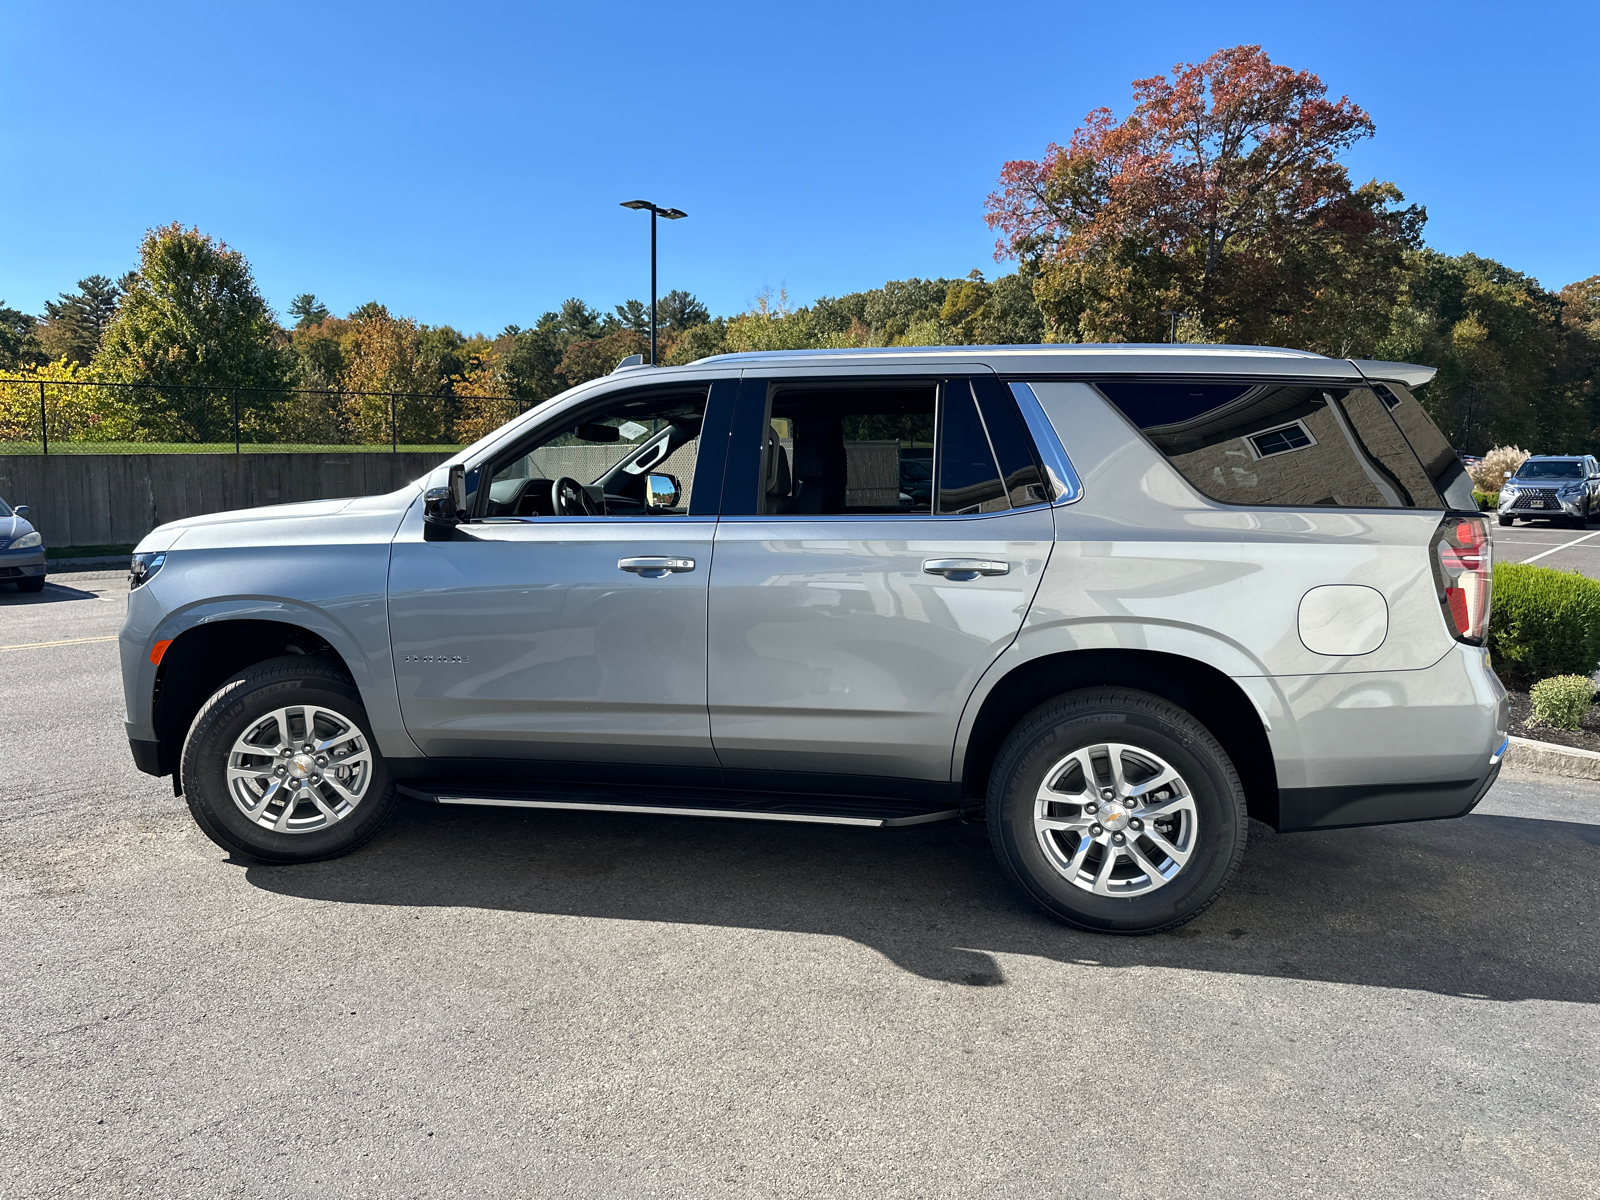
[120,547,416,761]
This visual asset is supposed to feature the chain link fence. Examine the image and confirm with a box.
[0,377,535,453]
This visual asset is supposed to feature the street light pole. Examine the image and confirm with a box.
[620,199,687,365]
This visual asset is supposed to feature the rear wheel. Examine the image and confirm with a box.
[180,655,398,863]
[987,688,1247,935]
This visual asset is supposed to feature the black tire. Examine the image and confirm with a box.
[1498,515,1513,526]
[180,654,398,863]
[986,688,1247,935]
[17,574,45,592]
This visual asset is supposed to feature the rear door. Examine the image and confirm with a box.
[706,372,1054,783]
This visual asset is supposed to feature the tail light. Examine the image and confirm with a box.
[1430,513,1493,644]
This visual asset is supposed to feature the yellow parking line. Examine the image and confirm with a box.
[0,635,118,653]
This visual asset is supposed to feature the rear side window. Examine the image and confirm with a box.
[1095,379,1450,510]
[1369,382,1475,510]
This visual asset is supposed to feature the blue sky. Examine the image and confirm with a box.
[3,1,1597,334]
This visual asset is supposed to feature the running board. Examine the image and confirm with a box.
[398,782,958,828]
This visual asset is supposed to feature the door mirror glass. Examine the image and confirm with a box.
[646,473,682,509]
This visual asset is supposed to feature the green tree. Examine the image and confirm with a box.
[38,275,125,366]
[612,299,651,335]
[1375,252,1588,452]
[289,293,331,329]
[95,224,289,441]
[0,301,42,371]
[658,290,710,330]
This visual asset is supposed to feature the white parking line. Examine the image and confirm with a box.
[0,635,118,653]
[1520,529,1600,565]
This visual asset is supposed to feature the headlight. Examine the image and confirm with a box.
[11,531,41,549]
[129,551,166,589]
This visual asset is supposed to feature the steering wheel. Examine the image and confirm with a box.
[551,476,598,517]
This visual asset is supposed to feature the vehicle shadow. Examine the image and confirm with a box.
[0,580,102,604]
[246,800,1600,1003]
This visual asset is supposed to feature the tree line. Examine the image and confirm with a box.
[3,45,1597,453]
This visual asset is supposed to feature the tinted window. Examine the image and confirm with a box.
[939,382,1009,514]
[1367,382,1474,509]
[1097,379,1449,510]
[762,385,935,515]
[973,378,1051,506]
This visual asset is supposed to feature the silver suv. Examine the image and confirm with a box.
[119,346,1506,934]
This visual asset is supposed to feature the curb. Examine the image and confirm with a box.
[47,556,129,571]
[1503,735,1600,781]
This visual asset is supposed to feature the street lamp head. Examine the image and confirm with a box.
[619,199,687,220]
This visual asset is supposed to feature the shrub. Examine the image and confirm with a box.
[1472,490,1498,511]
[1488,563,1600,687]
[1529,675,1596,730]
[1469,445,1529,493]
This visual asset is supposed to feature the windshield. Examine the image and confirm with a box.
[0,497,10,518]
[1515,460,1585,480]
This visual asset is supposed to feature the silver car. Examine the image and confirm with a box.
[0,495,46,592]
[119,346,1506,934]
[1496,455,1600,527]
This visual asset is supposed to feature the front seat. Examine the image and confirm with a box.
[792,414,847,514]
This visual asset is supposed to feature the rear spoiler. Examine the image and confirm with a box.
[1351,360,1438,389]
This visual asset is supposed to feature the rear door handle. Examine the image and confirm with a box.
[922,558,1010,578]
[618,556,696,575]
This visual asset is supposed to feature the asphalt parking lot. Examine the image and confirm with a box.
[1495,517,1600,577]
[3,569,1598,1198]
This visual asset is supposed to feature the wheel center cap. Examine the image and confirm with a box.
[288,754,316,780]
[1099,802,1131,832]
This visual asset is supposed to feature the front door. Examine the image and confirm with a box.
[388,381,730,767]
[706,375,1055,783]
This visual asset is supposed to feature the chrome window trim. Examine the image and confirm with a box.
[1008,381,1083,506]
[714,507,1048,525]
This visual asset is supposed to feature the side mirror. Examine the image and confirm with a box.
[1503,472,1512,479]
[645,473,682,509]
[423,464,467,539]
[13,505,27,517]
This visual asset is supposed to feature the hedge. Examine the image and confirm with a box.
[1487,563,1600,687]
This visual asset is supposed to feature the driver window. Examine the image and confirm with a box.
[483,388,707,519]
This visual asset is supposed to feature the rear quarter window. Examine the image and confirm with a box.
[1094,379,1451,510]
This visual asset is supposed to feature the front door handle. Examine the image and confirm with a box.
[922,558,1010,579]
[618,556,696,576]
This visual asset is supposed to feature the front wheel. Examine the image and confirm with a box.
[17,574,45,592]
[180,655,398,863]
[1498,515,1514,527]
[987,688,1247,935]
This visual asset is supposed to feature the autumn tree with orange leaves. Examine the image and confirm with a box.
[986,45,1424,353]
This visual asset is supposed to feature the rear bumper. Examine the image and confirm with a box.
[1254,643,1508,831]
[1278,751,1503,832]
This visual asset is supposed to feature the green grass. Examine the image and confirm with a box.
[0,442,460,455]
[48,544,136,561]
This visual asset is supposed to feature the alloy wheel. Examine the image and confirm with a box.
[226,704,374,833]
[1033,742,1199,896]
